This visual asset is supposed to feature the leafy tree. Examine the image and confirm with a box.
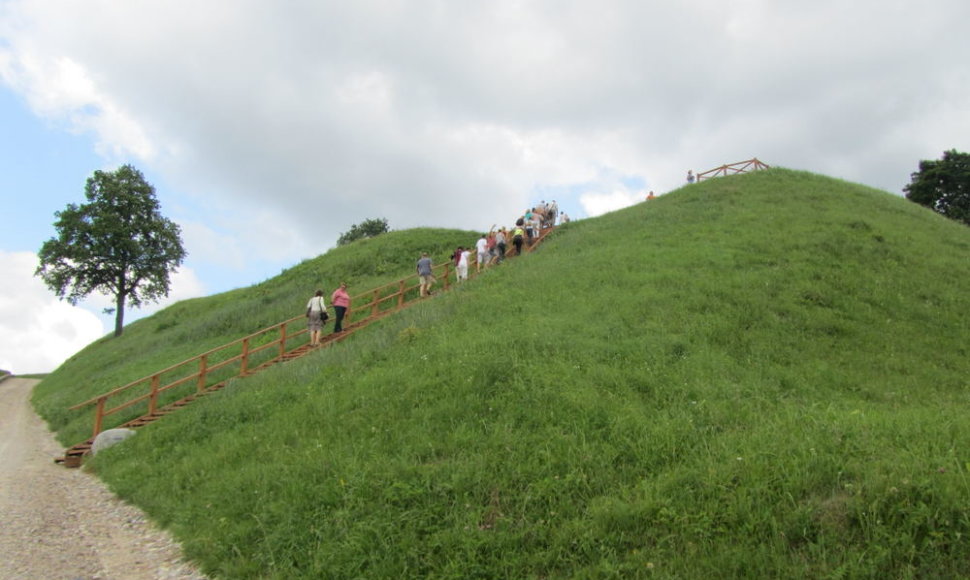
[337,217,390,246]
[36,164,187,337]
[904,149,970,226]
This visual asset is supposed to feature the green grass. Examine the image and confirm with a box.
[33,227,482,445]
[38,169,970,578]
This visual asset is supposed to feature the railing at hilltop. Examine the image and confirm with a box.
[68,227,555,441]
[696,158,770,182]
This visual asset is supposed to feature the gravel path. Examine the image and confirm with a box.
[0,378,207,580]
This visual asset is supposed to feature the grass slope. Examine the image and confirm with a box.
[48,169,970,578]
[34,227,482,446]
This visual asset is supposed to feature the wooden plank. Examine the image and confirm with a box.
[65,228,561,460]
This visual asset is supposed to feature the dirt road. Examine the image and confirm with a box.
[0,378,206,580]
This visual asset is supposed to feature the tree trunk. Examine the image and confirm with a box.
[114,292,126,337]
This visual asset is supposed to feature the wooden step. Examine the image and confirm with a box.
[57,227,557,467]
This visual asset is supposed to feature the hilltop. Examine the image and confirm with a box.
[35,169,970,578]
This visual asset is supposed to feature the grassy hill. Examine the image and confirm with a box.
[33,227,482,445]
[36,169,970,578]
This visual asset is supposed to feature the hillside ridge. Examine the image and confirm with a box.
[38,168,970,578]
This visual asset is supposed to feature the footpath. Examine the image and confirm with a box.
[0,377,205,580]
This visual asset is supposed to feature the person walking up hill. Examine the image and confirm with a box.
[456,247,470,283]
[475,234,488,273]
[331,282,350,333]
[512,222,525,256]
[495,228,507,262]
[306,289,327,346]
[417,252,435,297]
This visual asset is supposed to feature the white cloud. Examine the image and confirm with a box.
[0,250,206,374]
[0,49,155,161]
[2,0,970,370]
[0,251,104,374]
[164,266,206,305]
[6,0,968,230]
[580,189,644,218]
[178,220,247,272]
[81,265,208,329]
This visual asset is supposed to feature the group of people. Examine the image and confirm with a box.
[305,282,350,346]
[431,200,568,294]
[310,199,569,339]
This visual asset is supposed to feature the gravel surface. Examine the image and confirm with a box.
[0,378,208,580]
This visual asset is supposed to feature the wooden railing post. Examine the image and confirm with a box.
[197,355,208,393]
[371,289,380,317]
[93,397,106,437]
[398,280,406,309]
[279,322,288,358]
[443,264,451,291]
[149,375,161,414]
[241,338,250,375]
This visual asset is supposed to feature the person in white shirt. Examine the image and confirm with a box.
[306,289,327,346]
[456,247,470,282]
[475,234,488,273]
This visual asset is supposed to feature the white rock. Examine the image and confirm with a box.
[91,428,137,455]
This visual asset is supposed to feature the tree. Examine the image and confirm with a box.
[904,149,970,226]
[337,217,390,246]
[36,164,187,337]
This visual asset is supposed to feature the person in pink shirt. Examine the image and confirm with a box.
[331,282,351,333]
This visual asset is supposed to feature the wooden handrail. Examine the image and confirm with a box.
[69,316,306,410]
[696,158,770,182]
[69,229,556,439]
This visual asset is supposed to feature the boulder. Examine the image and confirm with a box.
[91,428,136,455]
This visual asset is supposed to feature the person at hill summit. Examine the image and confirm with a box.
[306,289,327,346]
[331,282,350,333]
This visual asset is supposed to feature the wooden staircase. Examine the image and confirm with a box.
[57,226,558,467]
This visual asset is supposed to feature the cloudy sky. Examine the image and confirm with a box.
[1,0,968,373]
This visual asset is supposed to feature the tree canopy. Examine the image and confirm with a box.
[35,164,187,337]
[904,149,970,226]
[337,217,390,246]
